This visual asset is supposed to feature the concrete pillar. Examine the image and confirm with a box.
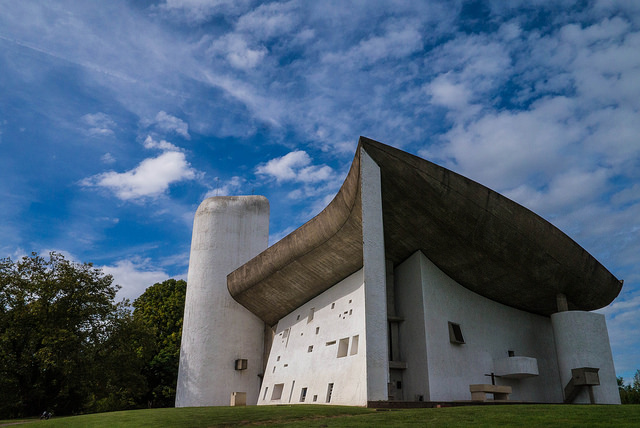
[176,196,269,407]
[551,310,620,404]
[360,149,389,402]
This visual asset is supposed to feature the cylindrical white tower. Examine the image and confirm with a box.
[175,196,269,407]
[551,310,620,404]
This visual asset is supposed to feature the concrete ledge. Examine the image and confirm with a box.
[470,384,512,401]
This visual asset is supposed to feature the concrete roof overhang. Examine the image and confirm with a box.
[228,137,622,326]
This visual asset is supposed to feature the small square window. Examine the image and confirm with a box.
[448,322,465,344]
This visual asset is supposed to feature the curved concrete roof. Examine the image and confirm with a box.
[228,137,622,326]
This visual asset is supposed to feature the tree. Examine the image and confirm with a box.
[132,279,186,407]
[0,252,121,417]
[619,370,640,404]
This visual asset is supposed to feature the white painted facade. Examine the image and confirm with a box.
[258,250,619,405]
[258,269,368,406]
[176,196,269,407]
[395,251,564,403]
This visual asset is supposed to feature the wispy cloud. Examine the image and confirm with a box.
[82,112,116,137]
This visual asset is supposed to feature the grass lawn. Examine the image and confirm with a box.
[11,404,640,427]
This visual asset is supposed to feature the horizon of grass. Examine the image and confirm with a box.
[9,404,640,428]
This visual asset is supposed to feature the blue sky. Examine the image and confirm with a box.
[1,1,639,381]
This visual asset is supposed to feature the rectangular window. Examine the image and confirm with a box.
[316,327,320,335]
[326,383,334,403]
[308,345,313,353]
[448,322,465,344]
[337,337,349,357]
[308,307,315,323]
[350,335,359,355]
[263,387,268,401]
[234,359,247,370]
[271,383,284,401]
[326,340,336,346]
[300,387,307,402]
[313,395,318,402]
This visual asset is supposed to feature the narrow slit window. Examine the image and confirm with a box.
[308,307,315,323]
[448,322,465,344]
[300,387,307,402]
[316,327,320,335]
[263,387,268,401]
[350,335,359,355]
[326,383,334,403]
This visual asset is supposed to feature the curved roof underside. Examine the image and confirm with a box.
[228,137,622,326]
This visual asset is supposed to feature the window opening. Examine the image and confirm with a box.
[308,307,315,323]
[313,395,318,402]
[326,383,334,403]
[263,387,268,401]
[288,380,295,403]
[508,350,515,357]
[337,337,349,357]
[271,383,284,400]
[316,327,320,335]
[448,322,465,344]
[350,335,359,355]
[308,345,313,353]
[300,387,307,402]
[326,340,336,346]
[331,303,335,309]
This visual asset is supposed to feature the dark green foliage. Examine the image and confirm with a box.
[0,252,187,417]
[619,370,640,404]
[0,252,120,417]
[132,279,186,408]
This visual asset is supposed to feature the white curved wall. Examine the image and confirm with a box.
[551,310,620,404]
[176,196,269,407]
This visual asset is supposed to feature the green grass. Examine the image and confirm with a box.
[9,404,640,427]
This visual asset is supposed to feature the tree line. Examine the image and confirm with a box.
[0,252,186,418]
[618,371,640,404]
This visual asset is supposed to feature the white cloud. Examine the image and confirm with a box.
[82,112,116,137]
[255,150,333,183]
[323,22,423,66]
[151,111,190,139]
[209,33,267,70]
[82,151,197,200]
[143,135,180,152]
[101,152,116,164]
[235,1,299,40]
[159,0,252,23]
[101,259,173,302]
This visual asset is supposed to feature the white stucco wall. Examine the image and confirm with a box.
[395,251,564,403]
[360,149,389,402]
[552,311,620,404]
[258,269,368,406]
[176,196,269,407]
